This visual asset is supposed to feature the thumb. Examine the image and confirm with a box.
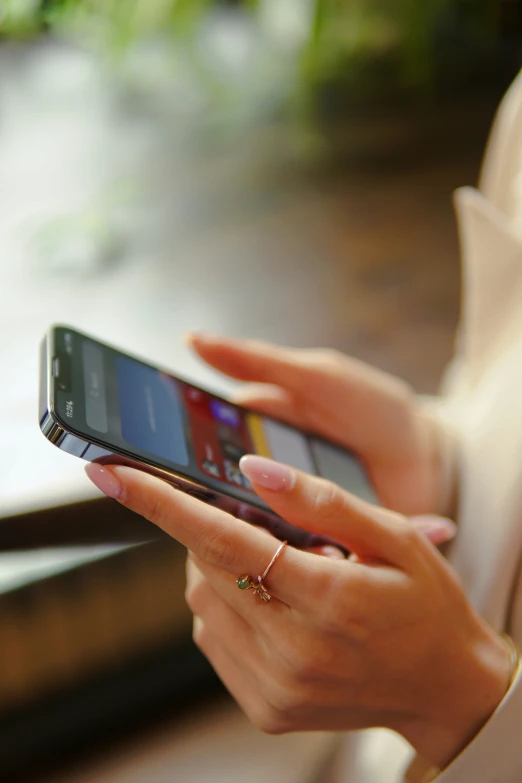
[239,455,412,567]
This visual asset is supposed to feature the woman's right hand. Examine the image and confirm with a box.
[187,333,453,517]
[85,459,505,769]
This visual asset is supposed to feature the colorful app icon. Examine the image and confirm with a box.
[210,400,240,427]
[222,441,246,462]
[241,474,253,491]
[203,459,221,478]
[224,460,243,486]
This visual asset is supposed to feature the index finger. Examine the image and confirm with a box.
[84,463,346,610]
[187,333,312,390]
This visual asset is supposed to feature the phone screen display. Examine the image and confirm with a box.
[53,328,378,510]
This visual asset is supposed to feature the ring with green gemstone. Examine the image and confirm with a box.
[237,575,253,591]
[236,541,287,604]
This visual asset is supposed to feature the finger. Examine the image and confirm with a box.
[187,333,310,389]
[187,554,290,630]
[186,558,265,645]
[409,515,457,546]
[187,333,359,409]
[187,333,412,460]
[304,545,346,560]
[230,384,304,428]
[239,455,414,567]
[193,618,277,731]
[188,566,293,716]
[347,516,456,564]
[193,618,258,700]
[85,463,342,609]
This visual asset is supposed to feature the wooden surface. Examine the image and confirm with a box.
[38,698,337,783]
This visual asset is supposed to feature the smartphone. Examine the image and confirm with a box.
[39,326,378,549]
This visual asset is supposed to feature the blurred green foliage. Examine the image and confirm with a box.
[304,1,499,91]
[0,0,505,97]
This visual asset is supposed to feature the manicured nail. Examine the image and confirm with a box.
[411,515,457,544]
[85,463,123,500]
[186,331,220,346]
[239,455,296,492]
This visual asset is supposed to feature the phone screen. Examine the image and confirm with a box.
[52,327,378,511]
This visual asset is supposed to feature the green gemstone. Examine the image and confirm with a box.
[237,575,252,590]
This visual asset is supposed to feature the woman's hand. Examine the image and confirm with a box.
[187,334,451,516]
[85,459,511,770]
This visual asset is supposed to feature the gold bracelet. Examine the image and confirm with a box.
[501,633,521,689]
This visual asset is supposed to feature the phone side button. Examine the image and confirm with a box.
[60,433,88,458]
[83,444,115,461]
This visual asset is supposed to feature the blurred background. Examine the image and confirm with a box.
[0,1,521,781]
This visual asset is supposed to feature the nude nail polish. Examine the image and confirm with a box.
[239,455,296,492]
[85,463,123,499]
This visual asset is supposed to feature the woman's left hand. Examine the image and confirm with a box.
[85,458,511,770]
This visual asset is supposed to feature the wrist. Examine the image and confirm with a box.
[401,624,513,770]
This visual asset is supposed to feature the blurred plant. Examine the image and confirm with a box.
[0,0,510,113]
[0,0,502,87]
[0,0,513,277]
[302,1,501,95]
[0,0,224,43]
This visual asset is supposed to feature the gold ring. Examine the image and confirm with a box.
[236,541,287,603]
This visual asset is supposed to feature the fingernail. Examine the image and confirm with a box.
[85,463,123,500]
[411,515,457,543]
[186,331,220,346]
[239,455,296,492]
